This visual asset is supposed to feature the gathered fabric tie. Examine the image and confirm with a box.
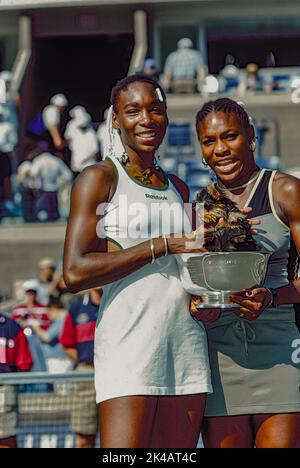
[235,319,256,355]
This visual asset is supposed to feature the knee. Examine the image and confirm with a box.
[256,434,296,449]
[0,436,17,449]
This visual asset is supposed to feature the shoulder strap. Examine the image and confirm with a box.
[246,169,273,216]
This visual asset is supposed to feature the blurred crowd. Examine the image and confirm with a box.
[0,86,103,223]
[1,38,300,223]
[0,254,102,372]
[144,39,300,96]
[0,254,102,447]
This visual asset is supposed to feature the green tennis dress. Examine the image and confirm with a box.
[204,169,300,416]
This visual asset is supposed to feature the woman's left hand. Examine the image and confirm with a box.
[230,287,273,321]
[190,296,222,323]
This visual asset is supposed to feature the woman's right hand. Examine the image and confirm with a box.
[189,296,221,323]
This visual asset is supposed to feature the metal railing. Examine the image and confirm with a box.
[0,371,97,448]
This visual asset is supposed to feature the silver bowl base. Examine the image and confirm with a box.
[196,292,240,309]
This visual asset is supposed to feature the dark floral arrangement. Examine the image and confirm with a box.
[195,184,260,252]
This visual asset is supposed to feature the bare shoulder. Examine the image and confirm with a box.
[273,171,300,200]
[75,160,115,186]
[72,160,117,204]
[273,171,300,224]
[169,173,190,202]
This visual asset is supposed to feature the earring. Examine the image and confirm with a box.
[250,139,256,152]
[118,152,130,166]
[153,155,161,171]
[202,158,208,168]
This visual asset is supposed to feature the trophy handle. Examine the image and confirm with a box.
[201,253,217,291]
[251,254,269,285]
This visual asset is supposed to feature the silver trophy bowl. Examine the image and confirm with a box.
[176,251,271,308]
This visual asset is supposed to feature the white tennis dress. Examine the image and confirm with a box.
[94,157,212,403]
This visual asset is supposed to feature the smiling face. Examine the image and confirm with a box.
[197,111,255,184]
[112,81,168,158]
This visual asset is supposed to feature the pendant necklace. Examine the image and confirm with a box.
[118,152,161,186]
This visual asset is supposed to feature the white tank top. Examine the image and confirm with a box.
[101,157,191,249]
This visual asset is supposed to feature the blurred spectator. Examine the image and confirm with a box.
[245,62,261,92]
[0,72,20,211]
[31,298,73,373]
[0,312,33,448]
[142,58,160,82]
[42,93,70,164]
[30,143,72,222]
[0,105,18,219]
[60,288,102,448]
[17,143,40,222]
[0,71,19,145]
[238,62,262,95]
[162,38,206,93]
[36,257,57,306]
[11,280,48,380]
[64,106,99,175]
[219,62,240,94]
[12,279,50,330]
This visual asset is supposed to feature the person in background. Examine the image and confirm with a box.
[238,62,262,96]
[0,71,20,217]
[162,38,206,94]
[17,142,40,222]
[12,279,50,330]
[0,71,19,156]
[35,257,57,306]
[30,298,73,373]
[0,104,18,218]
[42,93,69,164]
[11,280,48,392]
[64,105,99,176]
[0,71,20,117]
[219,62,240,94]
[30,142,73,222]
[0,312,33,448]
[59,288,102,448]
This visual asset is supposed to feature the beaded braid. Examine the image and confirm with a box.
[111,73,167,113]
[195,98,250,130]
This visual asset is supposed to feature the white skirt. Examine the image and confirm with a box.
[94,258,212,403]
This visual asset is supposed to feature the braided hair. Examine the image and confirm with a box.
[111,73,167,113]
[196,98,251,131]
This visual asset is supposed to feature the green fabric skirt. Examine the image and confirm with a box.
[204,306,300,417]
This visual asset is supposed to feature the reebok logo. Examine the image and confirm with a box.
[145,194,168,201]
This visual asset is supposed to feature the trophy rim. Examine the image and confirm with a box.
[178,250,271,295]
